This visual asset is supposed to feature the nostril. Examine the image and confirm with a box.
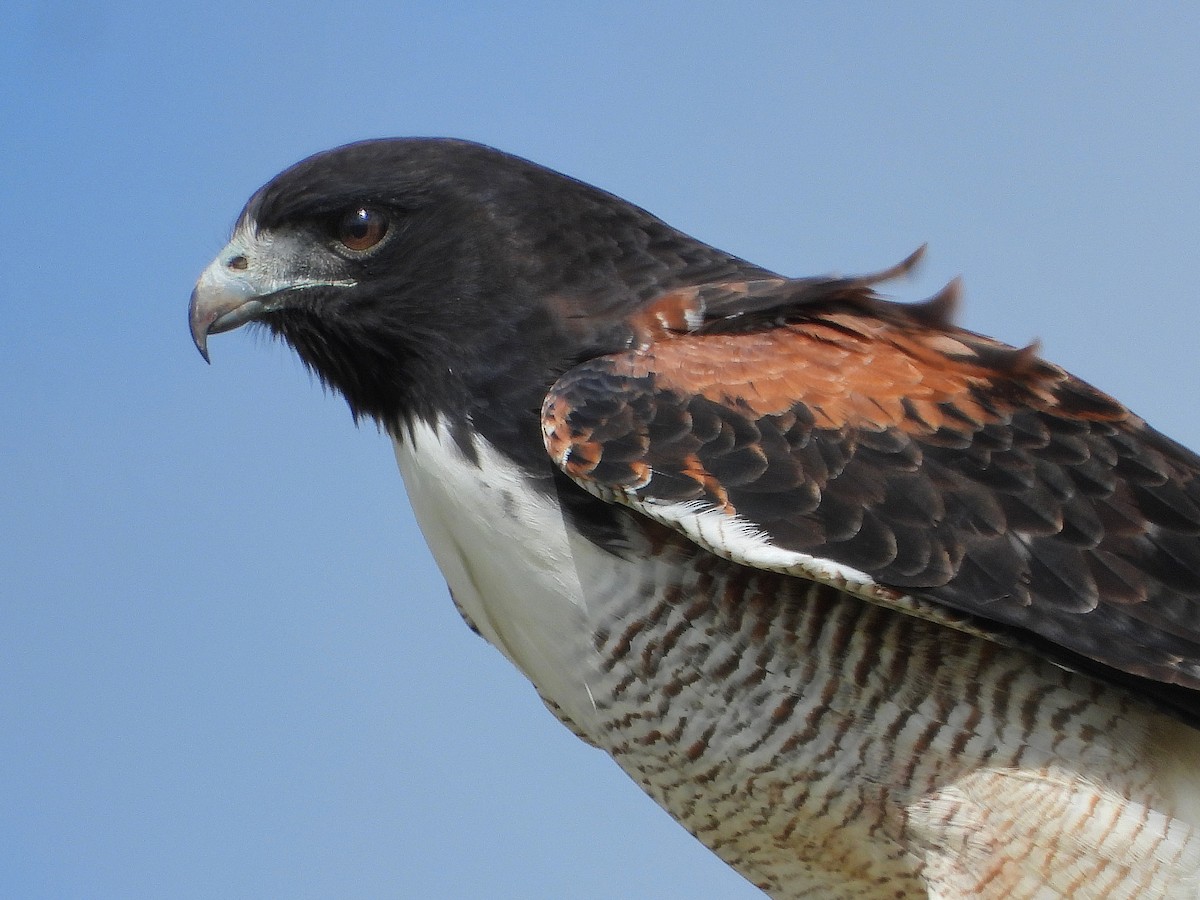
[227,254,249,271]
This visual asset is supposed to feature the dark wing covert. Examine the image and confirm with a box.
[543,268,1200,720]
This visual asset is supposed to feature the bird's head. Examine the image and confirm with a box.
[190,138,763,459]
[190,139,543,429]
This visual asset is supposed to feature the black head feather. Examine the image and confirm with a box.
[240,138,767,465]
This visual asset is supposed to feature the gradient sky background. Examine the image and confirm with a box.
[4,4,1200,898]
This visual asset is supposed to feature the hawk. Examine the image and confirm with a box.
[189,139,1200,898]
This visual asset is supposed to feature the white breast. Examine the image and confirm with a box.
[391,417,613,734]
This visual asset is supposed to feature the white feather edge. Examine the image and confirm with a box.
[560,473,1027,649]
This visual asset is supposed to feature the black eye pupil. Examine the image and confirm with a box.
[346,212,370,238]
[337,207,387,251]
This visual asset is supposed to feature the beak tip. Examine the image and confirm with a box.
[189,294,213,363]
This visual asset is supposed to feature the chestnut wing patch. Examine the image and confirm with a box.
[543,315,1200,694]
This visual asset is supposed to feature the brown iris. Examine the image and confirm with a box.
[336,207,388,252]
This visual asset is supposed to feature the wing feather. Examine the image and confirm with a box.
[542,287,1200,718]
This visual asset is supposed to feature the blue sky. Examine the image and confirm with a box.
[3,4,1199,898]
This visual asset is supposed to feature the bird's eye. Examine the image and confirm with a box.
[335,207,389,252]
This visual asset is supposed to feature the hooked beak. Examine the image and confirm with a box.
[188,254,269,363]
[188,228,357,363]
